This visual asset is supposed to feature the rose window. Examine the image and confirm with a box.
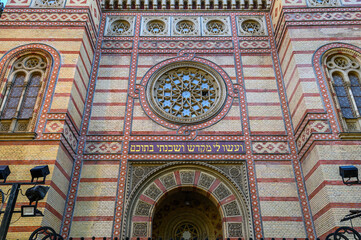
[147,64,227,124]
[206,20,226,35]
[111,20,130,34]
[147,20,166,34]
[241,20,261,34]
[176,20,195,35]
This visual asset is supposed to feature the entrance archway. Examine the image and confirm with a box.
[123,163,252,239]
[152,187,223,240]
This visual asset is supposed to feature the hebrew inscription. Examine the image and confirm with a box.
[129,141,246,154]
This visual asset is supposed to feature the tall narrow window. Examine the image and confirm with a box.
[0,55,46,133]
[326,54,361,131]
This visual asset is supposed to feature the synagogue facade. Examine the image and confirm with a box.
[0,0,360,238]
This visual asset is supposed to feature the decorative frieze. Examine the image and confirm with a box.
[139,40,233,49]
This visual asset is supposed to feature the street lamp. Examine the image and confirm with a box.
[0,165,50,240]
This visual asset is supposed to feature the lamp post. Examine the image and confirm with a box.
[0,165,50,240]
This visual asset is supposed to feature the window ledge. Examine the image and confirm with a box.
[0,132,37,140]
[339,132,361,140]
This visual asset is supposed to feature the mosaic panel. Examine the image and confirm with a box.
[252,141,290,154]
[84,141,122,154]
[297,120,331,149]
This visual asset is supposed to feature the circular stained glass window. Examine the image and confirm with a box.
[111,20,130,34]
[146,63,227,124]
[147,20,166,34]
[241,20,261,34]
[206,20,226,35]
[176,20,195,35]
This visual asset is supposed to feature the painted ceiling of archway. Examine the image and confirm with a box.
[152,190,223,239]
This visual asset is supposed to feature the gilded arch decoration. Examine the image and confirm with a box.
[122,162,253,239]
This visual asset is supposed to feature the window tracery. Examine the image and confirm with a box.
[146,63,227,124]
[175,20,195,35]
[111,20,131,34]
[206,20,225,35]
[147,20,166,34]
[0,55,46,133]
[326,54,361,131]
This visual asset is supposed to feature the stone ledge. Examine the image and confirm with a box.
[0,132,37,140]
[339,132,361,140]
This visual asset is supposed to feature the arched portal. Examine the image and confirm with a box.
[123,163,253,239]
[152,187,223,240]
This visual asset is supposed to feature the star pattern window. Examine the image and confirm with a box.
[176,20,195,35]
[206,20,226,35]
[241,20,261,34]
[174,223,199,240]
[111,20,130,34]
[146,63,227,124]
[147,20,166,34]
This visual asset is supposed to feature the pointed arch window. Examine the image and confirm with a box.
[0,55,46,133]
[326,54,361,131]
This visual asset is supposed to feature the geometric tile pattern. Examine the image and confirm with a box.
[84,141,122,154]
[239,41,270,49]
[252,141,289,154]
[102,41,133,49]
[1,13,89,22]
[297,120,331,149]
[139,40,234,49]
[284,11,361,22]
[63,123,77,151]
[45,120,65,133]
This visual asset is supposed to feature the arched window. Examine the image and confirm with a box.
[326,54,361,131]
[0,55,47,133]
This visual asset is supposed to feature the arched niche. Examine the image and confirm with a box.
[122,162,253,239]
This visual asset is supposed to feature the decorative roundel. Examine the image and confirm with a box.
[146,62,227,125]
[241,20,261,34]
[326,54,360,70]
[111,20,130,34]
[147,20,166,34]
[176,20,195,35]
[206,20,226,35]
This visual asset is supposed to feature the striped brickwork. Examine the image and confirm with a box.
[88,54,130,135]
[255,161,306,238]
[1,0,361,239]
[242,54,285,135]
[70,161,119,237]
[0,3,96,238]
[302,143,361,238]
[273,3,361,240]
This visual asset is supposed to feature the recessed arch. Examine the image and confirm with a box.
[122,162,253,239]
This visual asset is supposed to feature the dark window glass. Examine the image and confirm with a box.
[333,73,356,119]
[1,73,26,119]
